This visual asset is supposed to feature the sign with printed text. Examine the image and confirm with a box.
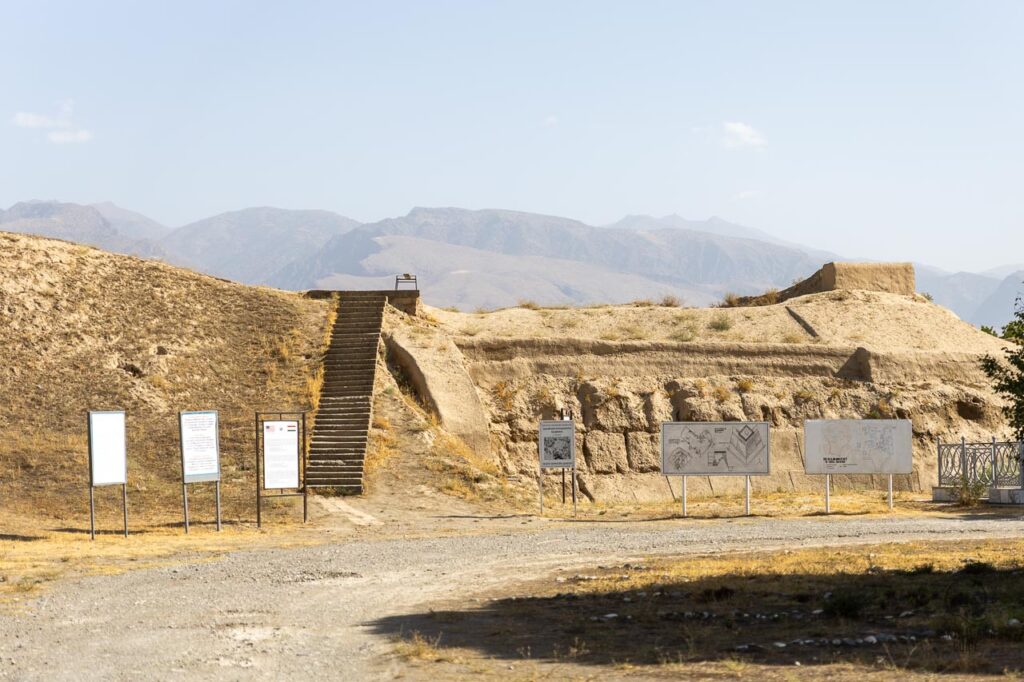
[661,422,770,476]
[180,411,221,483]
[263,420,300,489]
[539,420,576,469]
[804,419,913,474]
[89,411,127,486]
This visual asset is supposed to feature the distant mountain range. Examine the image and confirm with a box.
[2,200,1021,329]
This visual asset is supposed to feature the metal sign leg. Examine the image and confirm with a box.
[745,475,751,516]
[825,474,831,515]
[538,468,544,516]
[89,487,96,541]
[888,474,894,511]
[215,481,222,531]
[122,483,129,538]
[682,476,687,518]
[572,466,577,518]
[182,482,190,534]
[561,469,566,505]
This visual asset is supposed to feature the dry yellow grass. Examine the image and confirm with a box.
[384,538,1024,679]
[0,521,320,608]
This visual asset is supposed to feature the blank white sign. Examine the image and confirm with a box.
[89,411,127,486]
[263,420,300,489]
[804,419,913,474]
[180,411,220,483]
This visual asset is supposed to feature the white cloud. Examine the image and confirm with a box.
[731,189,763,201]
[48,129,94,144]
[13,111,68,129]
[12,100,92,144]
[542,114,559,128]
[721,121,766,149]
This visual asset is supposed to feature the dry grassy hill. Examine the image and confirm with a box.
[0,232,331,528]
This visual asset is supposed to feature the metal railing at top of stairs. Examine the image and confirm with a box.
[937,437,1023,487]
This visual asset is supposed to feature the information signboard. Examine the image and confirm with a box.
[661,422,770,476]
[539,420,576,469]
[263,420,300,489]
[89,411,127,486]
[804,419,913,474]
[180,411,220,483]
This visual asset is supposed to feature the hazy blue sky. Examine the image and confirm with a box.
[3,1,1022,271]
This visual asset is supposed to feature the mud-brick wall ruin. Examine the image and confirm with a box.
[385,319,1007,502]
[456,339,1003,500]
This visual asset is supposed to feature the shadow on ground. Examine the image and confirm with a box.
[370,562,1024,676]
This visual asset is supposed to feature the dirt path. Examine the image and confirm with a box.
[2,513,1024,680]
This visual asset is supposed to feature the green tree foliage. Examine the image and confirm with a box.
[981,294,1024,440]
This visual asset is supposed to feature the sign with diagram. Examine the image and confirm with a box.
[661,422,770,476]
[88,411,128,486]
[539,420,576,469]
[263,420,300,489]
[179,411,221,483]
[804,419,913,474]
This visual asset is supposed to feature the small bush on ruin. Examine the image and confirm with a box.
[793,388,815,404]
[712,385,731,403]
[718,292,740,308]
[660,294,682,307]
[736,378,754,393]
[708,312,732,332]
[518,299,540,310]
[669,325,697,342]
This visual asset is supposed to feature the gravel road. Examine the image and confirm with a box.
[3,514,1024,680]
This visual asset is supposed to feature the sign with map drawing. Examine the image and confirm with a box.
[661,422,770,476]
[804,419,913,474]
[538,420,576,469]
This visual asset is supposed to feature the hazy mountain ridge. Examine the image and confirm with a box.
[91,201,170,241]
[161,206,360,283]
[0,201,166,259]
[289,207,824,308]
[2,200,1020,326]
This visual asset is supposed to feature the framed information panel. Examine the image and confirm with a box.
[539,420,576,469]
[661,422,770,476]
[180,411,221,483]
[804,419,913,474]
[263,420,300,489]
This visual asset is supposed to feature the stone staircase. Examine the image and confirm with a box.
[306,292,387,493]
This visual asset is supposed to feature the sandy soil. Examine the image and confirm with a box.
[2,503,1024,680]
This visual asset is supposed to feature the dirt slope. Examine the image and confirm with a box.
[0,231,330,525]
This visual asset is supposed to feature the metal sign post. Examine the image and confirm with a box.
[87,411,129,540]
[538,464,544,517]
[179,411,223,534]
[681,475,688,517]
[661,421,770,519]
[745,475,751,516]
[572,464,577,517]
[804,419,913,515]
[825,474,831,515]
[255,411,308,527]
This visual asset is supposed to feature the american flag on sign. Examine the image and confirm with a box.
[286,424,297,432]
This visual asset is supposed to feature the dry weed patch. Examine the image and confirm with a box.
[372,539,1024,678]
